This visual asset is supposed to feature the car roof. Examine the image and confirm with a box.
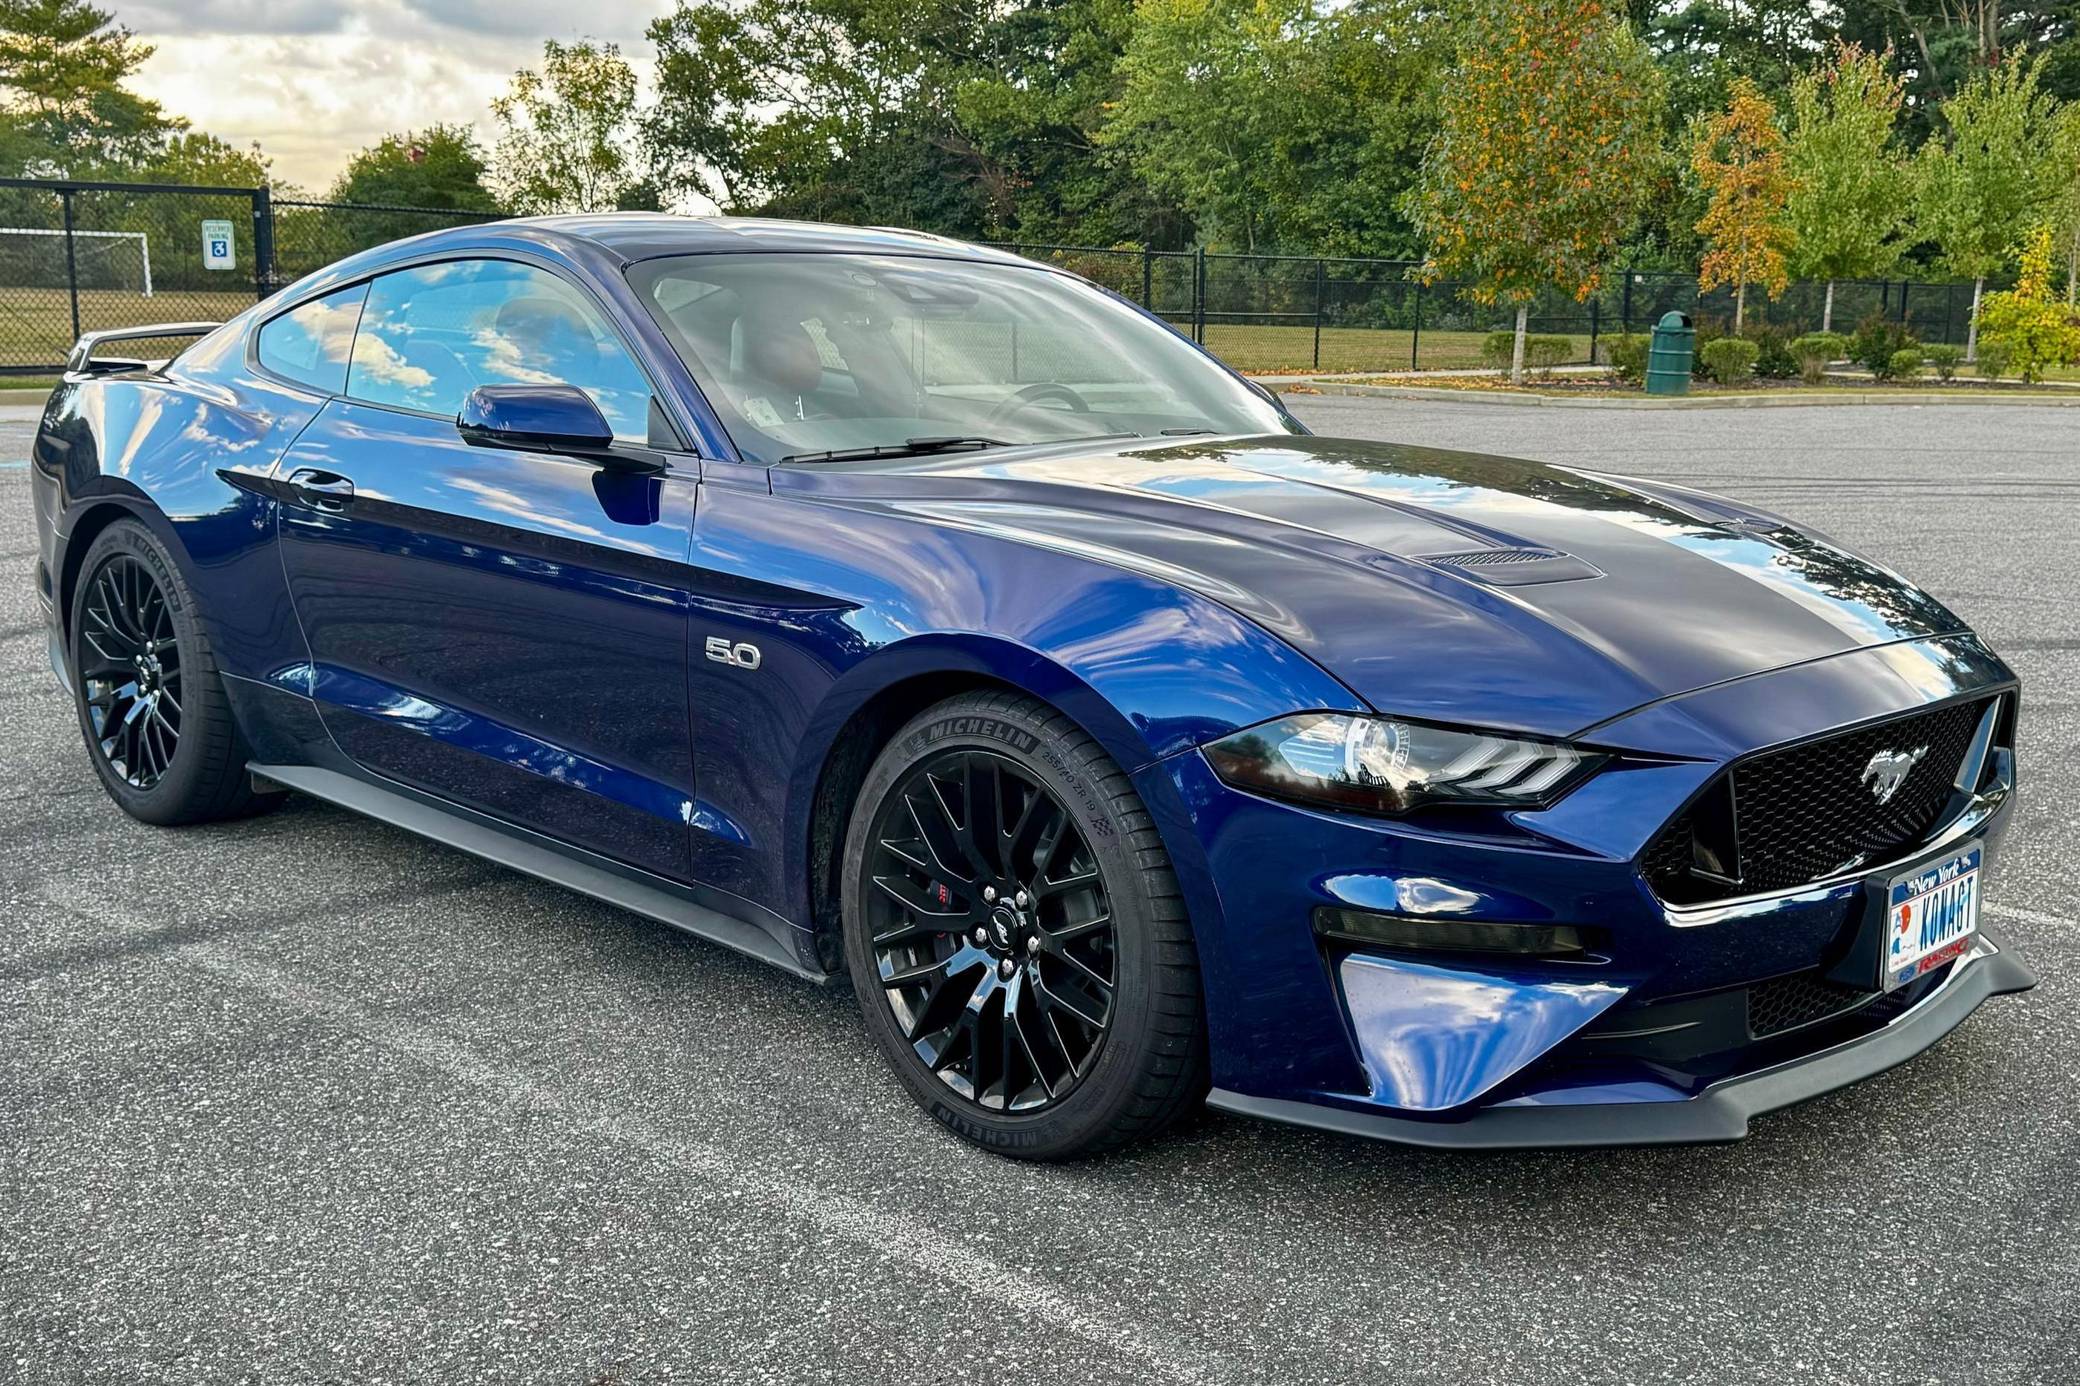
[391,213,1036,268]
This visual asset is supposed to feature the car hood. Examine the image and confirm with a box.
[844,434,1969,738]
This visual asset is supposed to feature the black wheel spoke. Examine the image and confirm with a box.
[78,555,181,790]
[1033,864,1100,901]
[865,745,1117,1118]
[960,754,1005,878]
[904,787,970,883]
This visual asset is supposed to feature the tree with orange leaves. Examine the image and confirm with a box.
[1692,78,1794,334]
[1407,0,1665,385]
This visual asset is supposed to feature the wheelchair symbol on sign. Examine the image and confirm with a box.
[201,219,236,271]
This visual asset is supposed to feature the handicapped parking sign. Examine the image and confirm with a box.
[201,219,235,271]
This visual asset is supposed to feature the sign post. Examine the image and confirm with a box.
[201,219,235,271]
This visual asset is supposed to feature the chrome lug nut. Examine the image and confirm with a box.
[1015,889,1029,908]
[1026,934,1041,954]
[997,958,1015,979]
[971,927,988,946]
[982,885,998,904]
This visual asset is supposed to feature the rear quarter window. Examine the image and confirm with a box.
[256,284,369,394]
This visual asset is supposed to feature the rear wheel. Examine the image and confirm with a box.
[843,691,1207,1159]
[68,519,281,825]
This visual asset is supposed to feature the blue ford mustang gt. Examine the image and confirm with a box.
[30,216,2032,1158]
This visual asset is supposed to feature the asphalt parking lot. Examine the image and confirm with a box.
[3,397,2076,1385]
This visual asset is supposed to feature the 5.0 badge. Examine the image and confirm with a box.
[704,636,762,670]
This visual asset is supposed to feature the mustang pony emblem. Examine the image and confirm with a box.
[1862,746,1929,806]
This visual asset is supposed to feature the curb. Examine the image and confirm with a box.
[0,389,52,407]
[1288,382,2080,409]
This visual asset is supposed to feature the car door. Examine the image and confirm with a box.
[273,256,701,879]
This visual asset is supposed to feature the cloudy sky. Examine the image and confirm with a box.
[121,0,677,193]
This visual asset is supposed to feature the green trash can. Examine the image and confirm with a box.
[1645,311,1694,396]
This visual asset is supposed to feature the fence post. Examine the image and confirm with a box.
[59,187,82,343]
[1588,297,1600,365]
[251,184,275,300]
[1312,258,1324,371]
[1193,247,1205,345]
[1897,280,1909,327]
[1141,247,1152,311]
[1411,278,1423,371]
[1620,269,1633,336]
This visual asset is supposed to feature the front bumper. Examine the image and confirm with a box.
[1209,932,2036,1148]
[1144,632,2029,1147]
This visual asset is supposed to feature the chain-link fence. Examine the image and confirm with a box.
[1,176,1985,379]
[992,242,1985,374]
[0,177,500,376]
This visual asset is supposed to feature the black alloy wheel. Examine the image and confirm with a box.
[844,691,1208,1160]
[863,748,1117,1113]
[78,552,183,789]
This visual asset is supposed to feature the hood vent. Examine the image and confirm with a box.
[1417,547,1604,587]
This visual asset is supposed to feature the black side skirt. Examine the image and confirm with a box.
[247,762,830,985]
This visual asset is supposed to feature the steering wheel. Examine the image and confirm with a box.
[984,381,1091,428]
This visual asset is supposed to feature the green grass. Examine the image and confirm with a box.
[1196,323,1584,374]
[3,286,256,370]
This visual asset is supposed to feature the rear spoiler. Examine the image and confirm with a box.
[67,322,223,375]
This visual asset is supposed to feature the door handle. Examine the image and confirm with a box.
[286,467,356,511]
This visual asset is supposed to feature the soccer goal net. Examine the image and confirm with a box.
[0,228,153,295]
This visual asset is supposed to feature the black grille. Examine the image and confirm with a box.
[1746,971,1878,1038]
[1645,697,1993,906]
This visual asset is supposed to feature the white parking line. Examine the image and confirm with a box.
[1987,903,2076,930]
[173,942,1229,1385]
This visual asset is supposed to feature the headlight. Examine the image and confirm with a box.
[1203,713,1603,815]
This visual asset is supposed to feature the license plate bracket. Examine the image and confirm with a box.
[1827,841,1983,993]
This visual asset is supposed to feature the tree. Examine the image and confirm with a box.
[1105,0,1442,257]
[1977,223,2080,379]
[1692,77,1793,333]
[643,0,988,230]
[2046,103,2080,303]
[0,0,177,175]
[1409,0,1666,384]
[330,126,500,213]
[1919,55,2057,358]
[642,0,1153,244]
[1784,42,1909,332]
[489,39,641,215]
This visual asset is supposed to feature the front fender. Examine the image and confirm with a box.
[682,471,1361,939]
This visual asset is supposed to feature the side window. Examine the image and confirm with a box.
[345,259,656,442]
[255,283,368,394]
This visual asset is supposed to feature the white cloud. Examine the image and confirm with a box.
[126,0,675,192]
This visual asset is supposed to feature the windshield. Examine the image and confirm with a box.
[626,252,1293,463]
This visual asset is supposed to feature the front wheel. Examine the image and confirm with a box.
[843,691,1207,1159]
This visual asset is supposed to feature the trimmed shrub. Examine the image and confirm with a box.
[1605,332,1650,385]
[1975,340,2014,381]
[1481,330,1576,374]
[1789,331,1847,384]
[1749,326,1800,380]
[1689,316,1728,378]
[1888,347,1923,380]
[1699,336,1761,384]
[1850,315,1920,379]
[1923,344,1964,382]
[1525,335,1574,373]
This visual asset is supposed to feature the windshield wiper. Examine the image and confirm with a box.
[780,436,1008,464]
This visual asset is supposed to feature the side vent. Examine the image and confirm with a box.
[1416,548,1604,586]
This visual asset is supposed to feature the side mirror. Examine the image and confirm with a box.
[457,383,615,458]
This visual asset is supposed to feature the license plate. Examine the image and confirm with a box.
[1882,844,1981,990]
